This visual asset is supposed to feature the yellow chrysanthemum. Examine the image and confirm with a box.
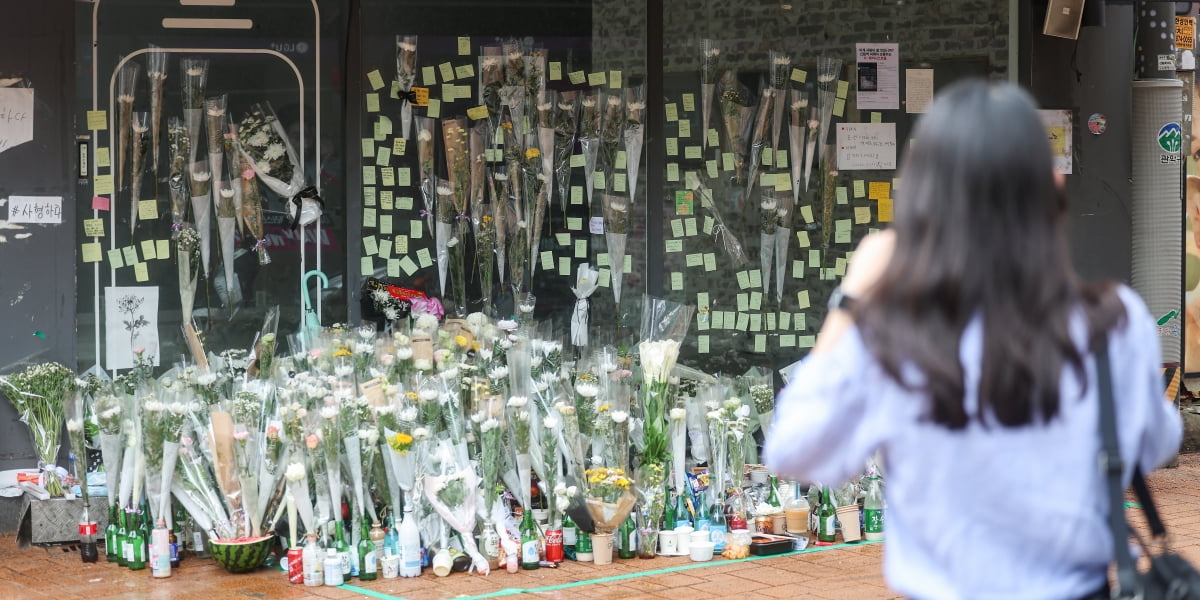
[333,348,352,358]
[525,148,540,160]
[454,335,468,348]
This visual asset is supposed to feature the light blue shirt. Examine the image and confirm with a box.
[765,286,1181,600]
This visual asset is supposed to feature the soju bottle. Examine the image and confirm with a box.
[663,492,677,532]
[105,505,119,563]
[864,476,884,541]
[519,504,540,570]
[358,520,377,580]
[817,487,837,543]
[116,510,129,567]
[127,512,147,570]
[675,492,693,528]
[334,521,352,582]
[384,515,399,557]
[617,514,637,559]
[562,511,577,549]
[767,476,781,509]
[694,496,710,531]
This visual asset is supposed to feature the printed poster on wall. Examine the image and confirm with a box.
[856,43,899,111]
[0,87,34,155]
[104,286,160,370]
[1038,109,1073,175]
[1186,81,1200,377]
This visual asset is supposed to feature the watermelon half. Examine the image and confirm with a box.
[208,534,275,573]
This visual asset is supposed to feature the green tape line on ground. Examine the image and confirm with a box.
[456,539,883,600]
[1125,502,1142,509]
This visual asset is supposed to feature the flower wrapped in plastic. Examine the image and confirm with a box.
[142,380,191,528]
[129,112,149,234]
[552,91,579,218]
[637,295,695,469]
[0,362,75,496]
[578,90,602,208]
[394,35,418,138]
[422,441,489,574]
[145,46,166,176]
[167,117,191,239]
[93,388,124,509]
[583,466,635,535]
[442,118,472,315]
[180,58,208,165]
[718,69,753,189]
[173,420,235,540]
[236,101,306,200]
[116,61,141,198]
[188,161,213,278]
[624,85,646,203]
[699,39,721,150]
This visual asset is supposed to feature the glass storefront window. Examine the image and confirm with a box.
[74,0,347,369]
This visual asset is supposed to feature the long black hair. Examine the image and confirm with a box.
[854,79,1125,429]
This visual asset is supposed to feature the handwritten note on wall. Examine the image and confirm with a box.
[836,123,897,171]
[0,88,34,154]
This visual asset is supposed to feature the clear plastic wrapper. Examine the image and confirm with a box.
[180,57,208,164]
[416,116,437,242]
[0,363,75,497]
[145,46,167,176]
[422,441,488,574]
[579,91,601,208]
[394,35,418,138]
[236,101,306,199]
[553,91,579,218]
[625,85,646,203]
[129,112,149,233]
[116,61,141,197]
[167,117,190,239]
[692,181,749,267]
[442,118,472,315]
[188,160,213,278]
[233,124,271,265]
[699,39,721,151]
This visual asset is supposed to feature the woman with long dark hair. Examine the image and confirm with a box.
[764,79,1181,599]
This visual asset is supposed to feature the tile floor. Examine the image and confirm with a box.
[4,453,1198,600]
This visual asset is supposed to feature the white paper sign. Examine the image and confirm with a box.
[1038,109,1073,175]
[836,123,897,170]
[6,195,62,224]
[905,69,934,114]
[856,43,899,111]
[0,88,34,154]
[105,286,161,370]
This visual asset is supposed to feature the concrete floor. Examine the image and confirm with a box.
[3,453,1199,600]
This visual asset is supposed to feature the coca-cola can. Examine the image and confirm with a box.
[544,529,564,563]
[287,548,304,584]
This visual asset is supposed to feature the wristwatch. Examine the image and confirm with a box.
[828,286,857,311]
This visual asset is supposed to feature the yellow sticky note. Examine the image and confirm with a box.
[455,64,474,80]
[156,239,169,259]
[398,196,413,210]
[387,258,400,278]
[376,146,391,167]
[671,220,684,237]
[791,68,807,83]
[609,70,622,88]
[574,239,586,258]
[363,236,378,256]
[678,120,691,138]
[704,253,716,272]
[698,335,710,354]
[686,253,702,267]
[396,168,411,187]
[793,259,805,279]
[870,112,882,124]
[360,256,373,276]
[133,262,149,282]
[95,147,111,168]
[836,187,849,205]
[707,128,719,148]
[380,191,394,210]
[83,218,105,237]
[439,62,455,82]
[833,98,846,118]
[417,247,433,268]
[855,206,871,224]
[588,72,606,87]
[107,248,124,268]
[567,217,583,231]
[141,239,157,260]
[797,290,811,309]
[571,186,583,205]
[395,235,409,254]
[393,137,407,155]
[594,171,606,190]
[458,36,471,55]
[682,93,695,112]
[868,181,890,200]
[400,256,418,275]
[410,219,423,238]
[671,272,683,291]
[878,197,894,222]
[684,218,697,237]
[362,138,374,158]
[381,167,395,187]
[775,175,792,192]
[706,159,718,179]
[427,99,441,119]
[94,174,113,195]
[138,199,158,221]
[86,110,107,130]
[363,208,377,228]
[549,62,562,81]
[837,80,850,98]
[666,138,678,156]
[777,149,789,169]
[366,93,380,112]
[81,242,102,263]
[556,233,571,246]
[378,239,392,259]
[467,105,489,120]
[665,103,678,122]
[363,166,377,186]
[667,163,679,182]
[722,152,734,172]
[800,205,814,223]
[796,230,811,248]
[569,71,586,85]
[422,66,437,86]
[665,240,683,253]
[684,146,701,160]
[853,180,865,198]
[380,215,393,235]
[366,69,385,91]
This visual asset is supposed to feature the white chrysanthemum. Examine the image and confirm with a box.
[481,417,500,432]
[263,143,285,161]
[414,359,433,371]
[670,407,687,421]
[735,405,750,418]
[448,237,459,248]
[418,130,432,142]
[415,314,439,332]
[507,396,528,408]
[170,402,190,416]
[413,427,430,440]
[248,131,270,147]
[320,405,338,420]
[335,365,354,378]
[66,418,83,433]
[196,372,217,386]
[399,407,419,422]
[498,319,518,331]
[488,366,508,380]
[436,185,453,196]
[611,410,628,424]
[355,342,374,354]
[418,389,439,402]
[707,410,721,421]
[396,346,413,360]
[530,356,543,369]
[285,462,306,482]
[440,367,460,381]
[543,414,560,429]
[760,198,778,212]
[723,398,741,410]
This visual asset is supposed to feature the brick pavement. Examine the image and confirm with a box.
[3,454,1198,599]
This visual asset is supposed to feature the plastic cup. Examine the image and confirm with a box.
[674,526,694,554]
[689,541,715,562]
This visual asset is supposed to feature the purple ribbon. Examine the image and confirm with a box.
[420,210,431,218]
[455,213,470,221]
[171,222,183,232]
[253,238,268,250]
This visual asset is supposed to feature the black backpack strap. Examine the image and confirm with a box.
[1096,339,1141,598]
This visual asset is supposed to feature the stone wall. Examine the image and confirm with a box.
[593,0,1009,77]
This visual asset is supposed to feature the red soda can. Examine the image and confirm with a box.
[287,548,304,584]
[544,529,564,563]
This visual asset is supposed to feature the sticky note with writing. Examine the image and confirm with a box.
[366,69,385,90]
[83,218,105,237]
[134,262,149,282]
[81,243,102,263]
[107,248,124,268]
[86,110,107,130]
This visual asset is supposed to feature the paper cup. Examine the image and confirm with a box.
[836,505,862,543]
[659,530,678,555]
[689,541,715,562]
[674,526,693,554]
[749,468,769,485]
[381,555,399,579]
[592,533,614,565]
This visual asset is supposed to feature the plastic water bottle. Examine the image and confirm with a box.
[302,533,324,587]
[384,515,399,557]
[398,506,422,577]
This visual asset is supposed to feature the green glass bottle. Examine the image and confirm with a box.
[663,490,677,532]
[116,509,129,567]
[335,521,352,582]
[817,487,837,543]
[358,520,377,580]
[105,505,118,562]
[617,514,637,559]
[127,512,147,570]
[519,505,540,570]
[562,511,577,549]
[767,476,781,509]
